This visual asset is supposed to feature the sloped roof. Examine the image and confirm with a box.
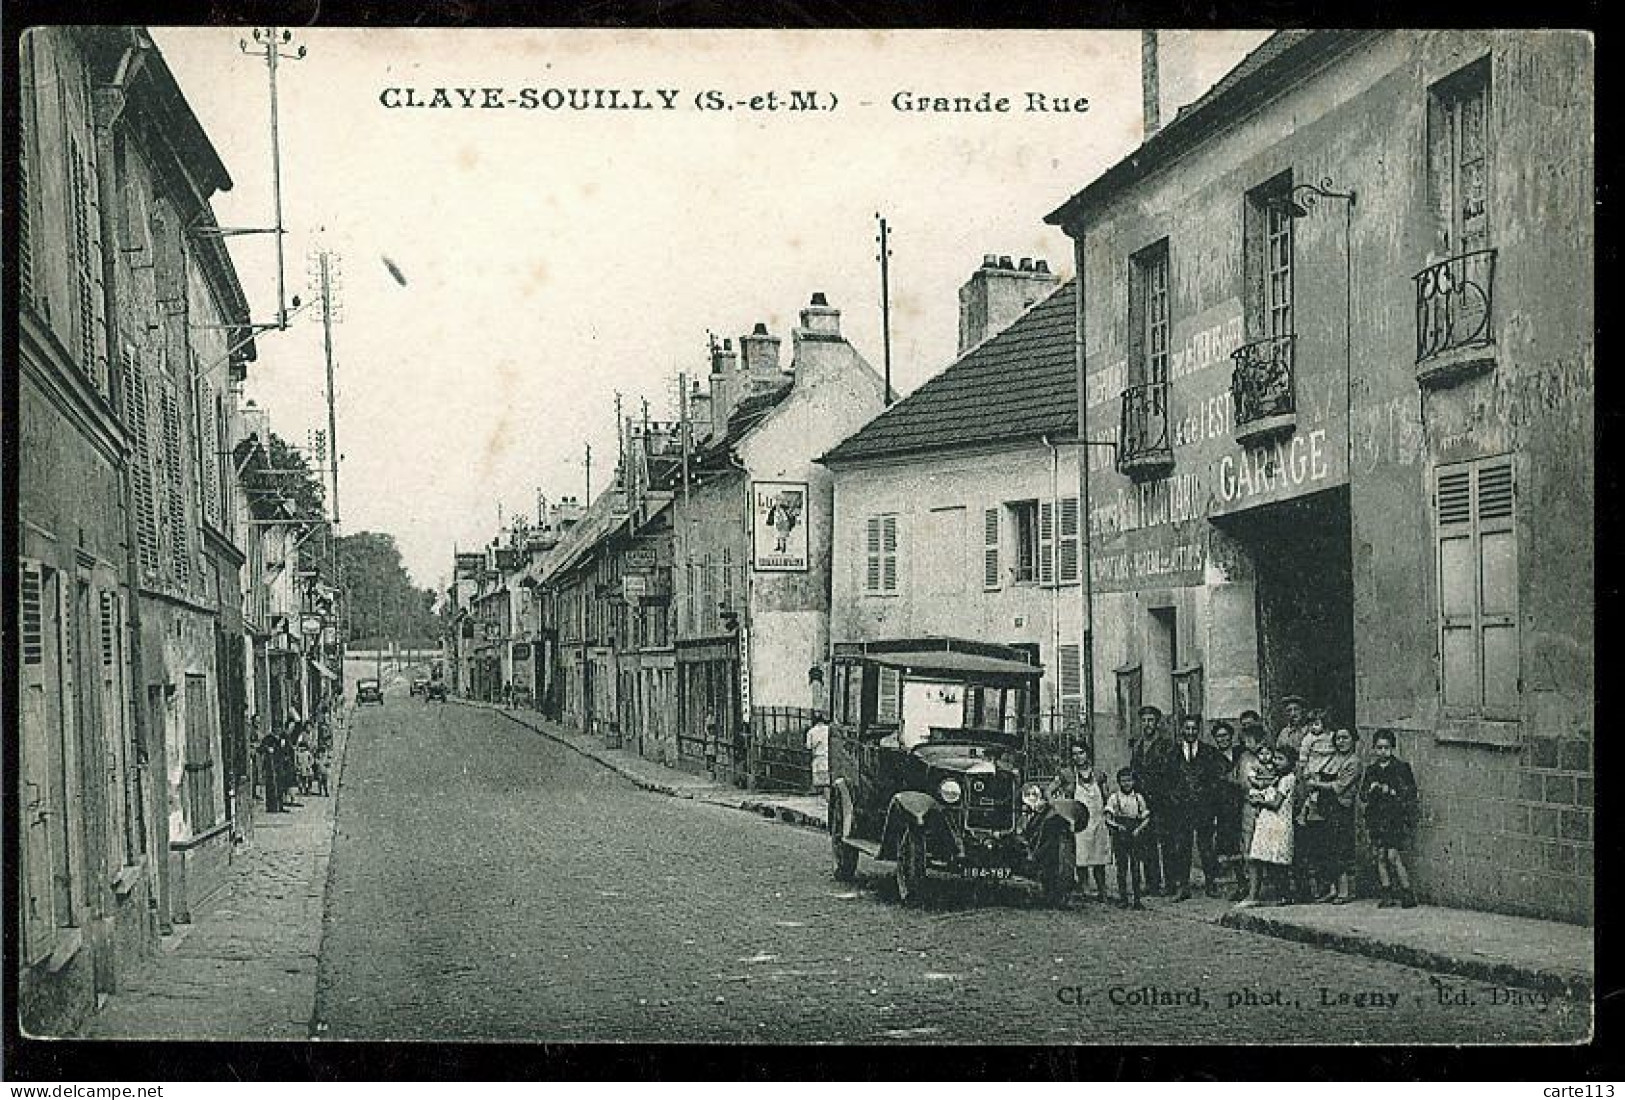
[820,280,1077,465]
[1046,30,1364,228]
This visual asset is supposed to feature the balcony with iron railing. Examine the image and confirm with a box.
[1116,380,1174,480]
[1230,333,1297,447]
[1414,248,1497,386]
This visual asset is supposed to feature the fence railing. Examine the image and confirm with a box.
[748,706,821,793]
[1415,248,1497,364]
[1117,381,1173,475]
[1230,334,1297,427]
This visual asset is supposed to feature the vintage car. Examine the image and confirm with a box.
[355,677,384,706]
[410,676,430,697]
[425,677,448,701]
[825,638,1085,907]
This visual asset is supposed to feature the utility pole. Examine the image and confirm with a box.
[614,391,625,488]
[313,249,344,698]
[585,442,593,504]
[875,213,894,406]
[239,28,305,329]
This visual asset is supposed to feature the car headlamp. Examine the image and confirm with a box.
[937,778,963,804]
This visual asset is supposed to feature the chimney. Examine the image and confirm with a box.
[709,337,739,439]
[957,253,1060,354]
[740,321,783,393]
[790,292,854,388]
[1141,30,1161,140]
[686,378,711,445]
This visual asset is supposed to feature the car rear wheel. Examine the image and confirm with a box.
[1041,829,1077,908]
[895,824,928,906]
[829,794,859,882]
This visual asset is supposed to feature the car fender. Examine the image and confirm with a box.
[1047,797,1090,834]
[879,791,955,862]
[829,779,857,841]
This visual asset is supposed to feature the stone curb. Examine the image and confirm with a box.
[461,698,1590,999]
[462,700,830,833]
[1216,908,1592,1000]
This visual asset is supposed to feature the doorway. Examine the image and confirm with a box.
[1218,487,1356,729]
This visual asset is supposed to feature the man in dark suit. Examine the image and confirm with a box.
[1129,704,1172,894]
[1160,712,1228,901]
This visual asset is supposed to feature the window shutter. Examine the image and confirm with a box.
[1058,496,1081,584]
[68,136,106,398]
[122,346,161,576]
[21,562,45,667]
[721,547,733,610]
[983,507,1001,590]
[865,516,883,593]
[881,515,898,593]
[100,591,117,666]
[161,382,191,588]
[1038,501,1056,587]
[199,380,221,529]
[877,666,901,724]
[18,560,57,964]
[19,117,35,309]
[1436,458,1518,718]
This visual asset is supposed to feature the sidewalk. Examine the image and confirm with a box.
[77,720,350,1040]
[473,698,1594,1001]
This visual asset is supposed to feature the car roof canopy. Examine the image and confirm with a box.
[832,637,1042,679]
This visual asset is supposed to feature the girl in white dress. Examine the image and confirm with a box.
[1051,744,1113,903]
[1240,744,1297,907]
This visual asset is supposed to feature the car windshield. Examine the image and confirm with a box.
[899,678,1029,748]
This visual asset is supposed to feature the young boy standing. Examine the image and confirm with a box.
[1360,729,1419,908]
[1104,768,1152,910]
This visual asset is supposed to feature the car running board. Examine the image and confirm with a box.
[846,838,883,859]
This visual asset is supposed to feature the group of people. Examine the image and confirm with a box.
[256,713,334,814]
[1049,696,1419,910]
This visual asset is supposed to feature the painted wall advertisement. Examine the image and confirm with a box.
[751,481,809,572]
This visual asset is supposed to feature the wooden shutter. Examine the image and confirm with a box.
[1436,458,1517,717]
[1038,501,1056,587]
[1058,496,1081,585]
[18,561,58,964]
[199,380,221,529]
[865,516,883,593]
[19,101,35,310]
[161,382,191,588]
[881,516,898,593]
[123,347,160,576]
[67,135,106,398]
[983,507,1001,590]
[876,666,901,724]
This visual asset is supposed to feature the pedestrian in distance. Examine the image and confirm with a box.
[294,736,315,796]
[1129,704,1171,895]
[1239,743,1297,907]
[1104,767,1152,909]
[279,725,302,809]
[1050,741,1112,903]
[805,713,830,793]
[1360,729,1419,908]
[1302,727,1362,903]
[313,742,332,797]
[257,730,284,813]
[1159,713,1227,901]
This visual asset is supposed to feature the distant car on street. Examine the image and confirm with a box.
[425,679,448,702]
[825,637,1084,907]
[410,676,429,697]
[356,678,384,706]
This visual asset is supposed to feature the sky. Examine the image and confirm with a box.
[151,28,1270,592]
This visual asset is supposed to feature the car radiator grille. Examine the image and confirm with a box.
[964,773,1014,831]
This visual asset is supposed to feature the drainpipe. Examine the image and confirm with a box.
[94,31,169,933]
[1071,233,1099,758]
[1041,434,1061,723]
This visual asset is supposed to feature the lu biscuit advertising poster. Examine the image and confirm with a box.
[751,481,808,572]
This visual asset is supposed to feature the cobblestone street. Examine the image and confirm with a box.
[313,698,1590,1044]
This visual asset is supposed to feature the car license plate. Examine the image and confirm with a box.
[961,866,1011,881]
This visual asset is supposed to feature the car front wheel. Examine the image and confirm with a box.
[1041,829,1077,908]
[829,794,859,882]
[895,823,928,906]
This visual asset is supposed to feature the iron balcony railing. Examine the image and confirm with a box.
[1230,334,1297,428]
[1117,381,1173,475]
[1415,248,1497,365]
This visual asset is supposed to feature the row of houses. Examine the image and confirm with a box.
[444,30,1592,926]
[15,27,343,1034]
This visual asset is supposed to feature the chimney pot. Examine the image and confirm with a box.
[1019,257,1034,272]
[1035,259,1051,274]
[958,249,1061,354]
[810,292,829,306]
[752,322,769,335]
[998,255,1014,270]
[983,253,999,268]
